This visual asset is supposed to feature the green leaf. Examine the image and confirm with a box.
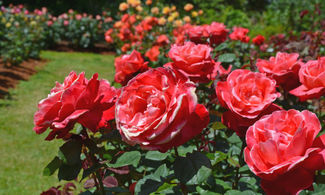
[58,139,82,165]
[215,179,232,191]
[152,164,169,181]
[196,186,221,195]
[145,151,169,161]
[225,190,257,195]
[43,156,62,176]
[174,151,212,185]
[212,122,227,130]
[218,53,236,63]
[227,157,240,168]
[207,152,227,166]
[187,166,212,185]
[108,151,141,168]
[58,162,82,181]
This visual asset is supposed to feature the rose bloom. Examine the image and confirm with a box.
[191,11,198,17]
[208,22,229,46]
[114,50,148,86]
[155,34,169,46]
[290,57,325,101]
[116,67,209,152]
[167,41,222,83]
[121,43,131,53]
[158,17,166,25]
[146,0,152,5]
[145,46,160,62]
[245,109,325,195]
[215,69,281,137]
[184,3,194,11]
[183,16,191,23]
[162,7,170,15]
[34,72,119,140]
[151,7,159,15]
[252,34,265,46]
[256,52,303,91]
[119,3,129,11]
[186,25,209,44]
[229,27,250,43]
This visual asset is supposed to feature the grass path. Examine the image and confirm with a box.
[0,51,115,194]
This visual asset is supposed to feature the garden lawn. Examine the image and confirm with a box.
[0,51,115,194]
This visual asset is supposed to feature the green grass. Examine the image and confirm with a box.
[0,51,115,194]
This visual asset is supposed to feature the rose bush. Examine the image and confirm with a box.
[245,109,325,195]
[34,71,118,140]
[215,69,281,137]
[115,67,209,152]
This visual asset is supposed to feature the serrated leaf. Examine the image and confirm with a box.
[225,190,257,195]
[108,151,141,168]
[218,53,236,63]
[206,152,227,166]
[43,156,62,176]
[145,151,168,161]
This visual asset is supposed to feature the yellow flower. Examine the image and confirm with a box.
[171,6,176,11]
[136,15,142,20]
[127,0,141,7]
[0,11,2,16]
[119,3,129,11]
[167,16,174,22]
[191,11,198,17]
[158,17,167,25]
[183,16,191,23]
[162,7,170,15]
[198,9,204,15]
[1,18,6,24]
[151,7,159,15]
[173,20,183,27]
[136,6,143,12]
[184,3,194,11]
[5,22,11,28]
[171,12,179,18]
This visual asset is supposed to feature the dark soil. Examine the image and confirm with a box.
[0,59,47,99]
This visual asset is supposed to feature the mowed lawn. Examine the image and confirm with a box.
[0,51,115,194]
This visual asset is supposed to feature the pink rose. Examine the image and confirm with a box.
[116,67,209,152]
[256,52,303,91]
[215,69,281,137]
[245,109,325,195]
[290,57,325,101]
[34,72,119,140]
[114,50,148,86]
[167,41,219,83]
[229,27,250,43]
[207,22,229,46]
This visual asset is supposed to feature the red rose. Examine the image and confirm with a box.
[252,34,265,46]
[186,25,209,44]
[256,52,303,91]
[114,50,149,86]
[116,67,209,152]
[121,43,131,53]
[145,46,160,62]
[229,27,250,43]
[105,29,113,43]
[34,72,119,140]
[290,57,325,101]
[207,22,229,46]
[245,109,325,195]
[215,69,281,137]
[167,41,219,83]
[155,34,170,46]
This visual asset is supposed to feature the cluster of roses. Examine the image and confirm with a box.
[34,38,325,194]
